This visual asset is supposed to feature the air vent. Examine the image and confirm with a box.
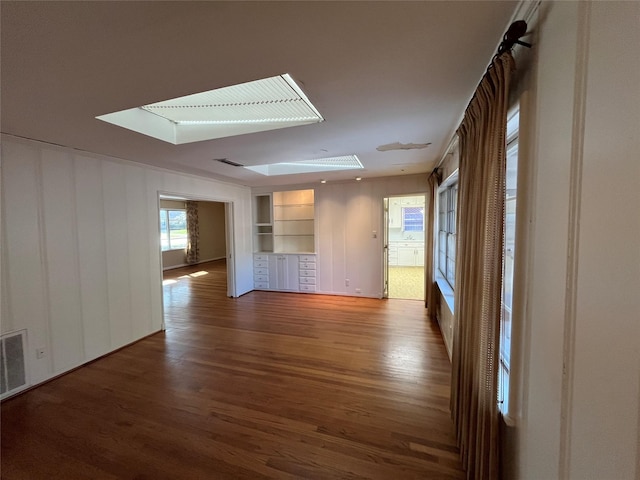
[215,158,244,167]
[1,330,28,399]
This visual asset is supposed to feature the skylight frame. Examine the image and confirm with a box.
[245,155,364,176]
[96,74,324,145]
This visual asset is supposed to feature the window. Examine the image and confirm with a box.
[402,206,424,232]
[160,209,188,251]
[438,183,458,288]
[498,109,519,415]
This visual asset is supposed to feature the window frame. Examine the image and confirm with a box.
[498,108,520,417]
[401,206,425,232]
[437,179,458,290]
[159,208,188,252]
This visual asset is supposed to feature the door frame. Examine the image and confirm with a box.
[382,197,389,298]
[383,193,428,301]
[157,191,236,329]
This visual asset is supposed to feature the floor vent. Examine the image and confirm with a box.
[1,329,28,399]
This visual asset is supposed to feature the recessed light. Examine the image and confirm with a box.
[355,176,362,181]
[320,179,327,184]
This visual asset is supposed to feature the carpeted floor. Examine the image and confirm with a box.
[388,266,425,300]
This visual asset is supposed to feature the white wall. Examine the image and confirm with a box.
[511,2,640,478]
[254,174,428,298]
[1,135,253,389]
[198,201,226,262]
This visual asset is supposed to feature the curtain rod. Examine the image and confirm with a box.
[433,20,531,173]
[496,20,531,56]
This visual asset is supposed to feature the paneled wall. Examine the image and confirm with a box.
[254,174,428,298]
[1,135,253,389]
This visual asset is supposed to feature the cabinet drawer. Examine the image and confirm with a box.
[299,269,316,278]
[299,255,316,263]
[299,284,316,292]
[254,254,269,261]
[254,260,268,268]
[254,267,268,275]
[299,262,316,270]
[254,274,269,282]
[254,282,269,289]
[299,276,316,285]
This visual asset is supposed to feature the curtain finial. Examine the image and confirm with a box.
[497,20,531,56]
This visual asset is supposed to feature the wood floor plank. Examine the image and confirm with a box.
[1,260,464,479]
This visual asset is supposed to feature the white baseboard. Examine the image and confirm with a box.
[162,256,226,271]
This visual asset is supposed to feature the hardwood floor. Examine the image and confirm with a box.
[1,260,463,479]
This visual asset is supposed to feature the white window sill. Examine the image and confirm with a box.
[435,274,455,314]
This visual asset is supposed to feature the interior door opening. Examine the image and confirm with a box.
[158,195,235,329]
[384,194,426,301]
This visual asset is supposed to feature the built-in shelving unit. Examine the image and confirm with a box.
[252,189,316,293]
[253,189,315,254]
[253,193,273,253]
[273,189,314,253]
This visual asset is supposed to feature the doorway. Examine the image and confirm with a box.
[158,195,235,328]
[384,194,426,300]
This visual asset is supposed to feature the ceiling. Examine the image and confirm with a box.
[1,1,518,187]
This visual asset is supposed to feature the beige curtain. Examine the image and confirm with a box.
[450,52,514,479]
[186,201,200,265]
[425,169,441,318]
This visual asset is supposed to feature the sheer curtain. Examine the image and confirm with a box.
[450,51,514,479]
[186,201,200,265]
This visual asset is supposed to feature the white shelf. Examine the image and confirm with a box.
[255,189,315,254]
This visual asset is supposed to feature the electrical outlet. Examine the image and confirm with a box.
[345,279,350,287]
[355,288,362,294]
[36,348,45,359]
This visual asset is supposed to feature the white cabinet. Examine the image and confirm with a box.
[389,243,425,267]
[388,245,398,266]
[271,254,299,291]
[253,254,271,289]
[398,246,417,266]
[298,255,317,292]
[389,199,402,229]
[254,254,316,293]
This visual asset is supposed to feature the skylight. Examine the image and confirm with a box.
[96,74,323,144]
[245,155,363,176]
